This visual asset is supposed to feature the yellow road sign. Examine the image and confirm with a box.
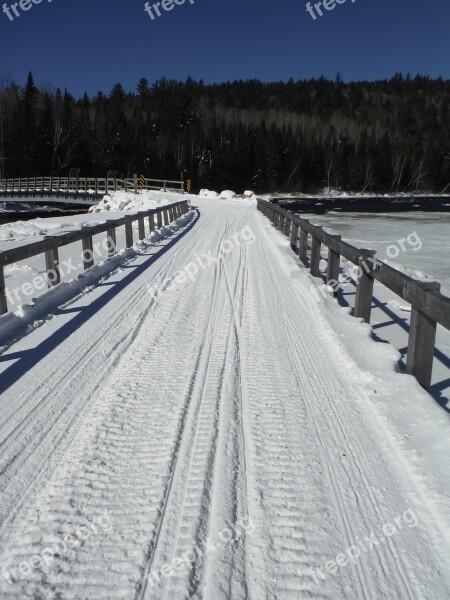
[186,179,192,193]
[139,174,145,187]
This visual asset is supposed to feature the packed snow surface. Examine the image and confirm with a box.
[0,196,449,599]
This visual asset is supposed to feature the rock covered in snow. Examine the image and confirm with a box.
[219,190,237,199]
[243,190,255,198]
[199,189,219,198]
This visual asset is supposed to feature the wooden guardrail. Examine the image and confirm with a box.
[257,198,450,390]
[0,176,185,195]
[0,200,190,317]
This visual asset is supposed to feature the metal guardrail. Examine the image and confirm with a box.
[0,177,185,194]
[0,200,190,317]
[257,198,450,390]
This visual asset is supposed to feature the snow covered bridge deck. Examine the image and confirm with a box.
[0,195,450,600]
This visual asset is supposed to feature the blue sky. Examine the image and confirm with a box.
[0,0,449,97]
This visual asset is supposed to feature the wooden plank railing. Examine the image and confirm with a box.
[257,198,450,390]
[0,200,190,317]
[0,177,185,195]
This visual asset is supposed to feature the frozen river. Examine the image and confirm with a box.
[304,211,450,296]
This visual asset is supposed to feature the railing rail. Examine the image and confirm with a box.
[257,198,450,390]
[0,177,185,194]
[0,200,190,317]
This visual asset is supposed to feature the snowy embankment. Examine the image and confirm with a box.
[0,196,449,599]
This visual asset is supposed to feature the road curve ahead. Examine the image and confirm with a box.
[0,196,449,600]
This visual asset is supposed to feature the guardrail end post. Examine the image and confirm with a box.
[406,281,441,389]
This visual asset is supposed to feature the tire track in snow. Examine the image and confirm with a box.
[138,211,251,600]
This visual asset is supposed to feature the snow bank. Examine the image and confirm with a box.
[89,190,183,213]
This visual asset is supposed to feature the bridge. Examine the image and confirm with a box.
[0,176,185,207]
[0,194,449,599]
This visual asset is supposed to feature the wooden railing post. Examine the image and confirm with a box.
[269,209,275,224]
[290,220,299,252]
[138,215,145,241]
[148,213,155,233]
[406,281,441,389]
[284,212,292,236]
[106,222,117,257]
[81,228,94,270]
[125,219,133,248]
[44,237,61,287]
[157,210,163,229]
[310,232,322,277]
[354,251,376,323]
[0,266,8,315]
[299,227,308,264]
[327,235,341,294]
[164,208,170,225]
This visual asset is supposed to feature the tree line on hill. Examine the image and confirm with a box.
[0,72,449,194]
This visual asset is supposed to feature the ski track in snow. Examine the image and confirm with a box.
[0,197,449,599]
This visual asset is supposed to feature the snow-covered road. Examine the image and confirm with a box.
[1,196,450,600]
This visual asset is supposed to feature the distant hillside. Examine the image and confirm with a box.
[1,73,449,193]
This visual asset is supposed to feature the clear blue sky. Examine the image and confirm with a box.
[0,0,449,97]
